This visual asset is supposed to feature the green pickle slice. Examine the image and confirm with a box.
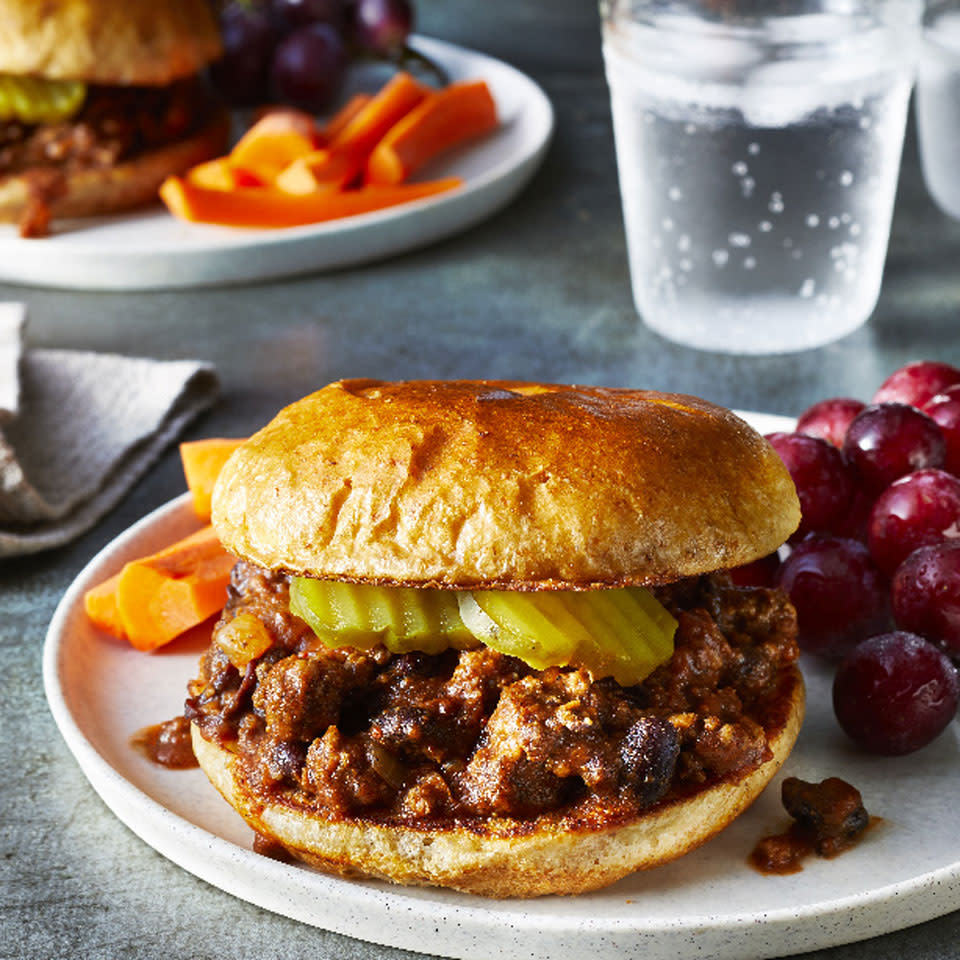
[290,577,677,685]
[0,75,87,124]
[289,578,478,654]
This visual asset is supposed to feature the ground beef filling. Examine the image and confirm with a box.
[0,78,215,236]
[186,563,799,827]
[0,78,211,176]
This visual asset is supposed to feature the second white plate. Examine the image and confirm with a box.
[0,36,554,291]
[43,412,960,960]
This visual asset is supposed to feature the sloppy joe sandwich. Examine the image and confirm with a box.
[0,0,228,236]
[187,379,805,897]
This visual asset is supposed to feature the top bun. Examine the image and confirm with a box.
[212,379,801,589]
[0,0,222,86]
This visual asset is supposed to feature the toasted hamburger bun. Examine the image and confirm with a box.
[196,379,804,897]
[212,379,801,589]
[191,669,803,897]
[0,110,230,224]
[0,0,221,86]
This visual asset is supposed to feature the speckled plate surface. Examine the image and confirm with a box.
[0,36,553,291]
[44,412,960,960]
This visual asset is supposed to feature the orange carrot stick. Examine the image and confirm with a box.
[321,93,373,142]
[276,72,429,194]
[180,438,246,522]
[83,573,125,639]
[160,175,461,229]
[188,159,264,191]
[229,110,319,183]
[365,80,498,185]
[114,525,234,652]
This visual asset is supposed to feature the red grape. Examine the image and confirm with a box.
[871,361,960,408]
[832,631,959,755]
[831,488,874,543]
[842,403,946,493]
[210,2,277,106]
[867,469,960,575]
[796,397,865,448]
[766,432,854,539]
[728,552,781,588]
[774,535,890,659]
[272,0,346,30]
[892,542,960,656]
[271,22,347,110]
[922,389,960,477]
[352,0,413,55]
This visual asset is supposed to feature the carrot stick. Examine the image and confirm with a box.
[365,80,498,185]
[160,175,461,229]
[83,573,125,639]
[180,438,246,521]
[114,525,234,652]
[188,159,264,191]
[276,72,429,194]
[228,110,319,183]
[321,93,373,142]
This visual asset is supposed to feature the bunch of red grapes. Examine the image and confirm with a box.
[210,0,415,110]
[745,361,960,756]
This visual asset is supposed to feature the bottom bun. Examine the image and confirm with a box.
[0,110,230,226]
[190,667,804,898]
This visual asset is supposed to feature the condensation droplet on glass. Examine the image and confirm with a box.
[850,223,861,236]
[792,249,803,260]
[741,176,755,198]
[712,249,729,267]
[728,232,751,248]
[768,192,784,214]
[677,234,691,252]
[783,237,794,249]
[685,123,697,135]
[799,278,816,298]
[839,171,854,187]
[828,217,840,229]
[668,186,683,202]
[841,212,852,224]
[662,217,675,231]
[747,142,760,155]
[758,220,773,233]
[806,214,820,228]
[743,256,757,270]
[732,161,748,176]
[859,116,872,130]
[680,258,693,272]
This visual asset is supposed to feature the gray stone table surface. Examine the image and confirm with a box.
[4,1,960,958]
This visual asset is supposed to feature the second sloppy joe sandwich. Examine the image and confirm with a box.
[186,379,805,897]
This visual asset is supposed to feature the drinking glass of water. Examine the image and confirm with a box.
[600,0,922,354]
[917,1,960,220]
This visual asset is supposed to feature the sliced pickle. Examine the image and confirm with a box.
[0,75,86,124]
[289,577,478,654]
[289,577,676,686]
[464,587,676,686]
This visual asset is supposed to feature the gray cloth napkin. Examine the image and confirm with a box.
[0,306,219,557]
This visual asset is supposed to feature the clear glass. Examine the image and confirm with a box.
[601,0,922,354]
[916,1,960,220]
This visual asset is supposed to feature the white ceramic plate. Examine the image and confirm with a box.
[43,412,960,960]
[0,37,553,291]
